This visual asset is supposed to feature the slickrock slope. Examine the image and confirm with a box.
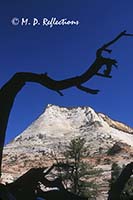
[2,104,133,199]
[99,113,133,134]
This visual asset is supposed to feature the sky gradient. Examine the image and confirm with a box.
[0,0,133,143]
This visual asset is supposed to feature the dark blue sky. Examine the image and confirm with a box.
[1,0,133,143]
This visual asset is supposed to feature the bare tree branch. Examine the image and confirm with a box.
[6,165,87,200]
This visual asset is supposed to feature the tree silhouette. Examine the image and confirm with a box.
[0,30,133,178]
[108,162,133,200]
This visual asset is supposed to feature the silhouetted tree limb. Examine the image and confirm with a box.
[108,162,133,200]
[6,166,56,199]
[5,164,87,200]
[0,30,133,177]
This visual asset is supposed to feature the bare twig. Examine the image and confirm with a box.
[96,30,133,57]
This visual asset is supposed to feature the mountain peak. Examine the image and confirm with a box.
[4,104,133,153]
[46,104,133,134]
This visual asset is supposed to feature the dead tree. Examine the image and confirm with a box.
[0,30,133,177]
[5,164,87,200]
[108,162,133,200]
[5,166,54,200]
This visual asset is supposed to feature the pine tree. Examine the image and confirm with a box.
[55,137,101,198]
[109,162,122,187]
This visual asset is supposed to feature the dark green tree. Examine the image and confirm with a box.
[55,137,101,199]
[109,162,122,186]
[124,177,133,198]
[109,162,133,199]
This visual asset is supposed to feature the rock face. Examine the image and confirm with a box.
[2,104,133,199]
